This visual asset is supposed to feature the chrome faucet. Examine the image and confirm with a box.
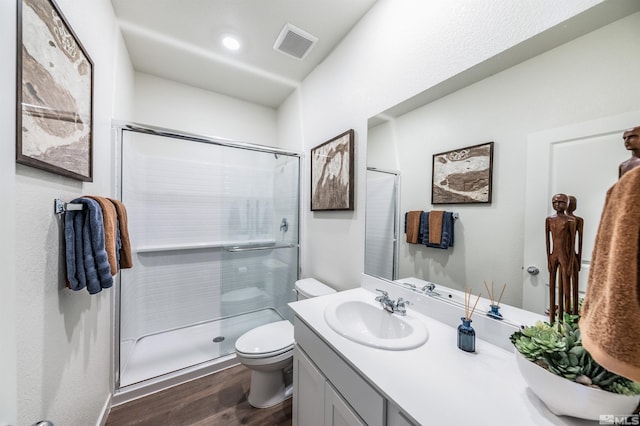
[375,290,410,315]
[398,281,416,291]
[375,289,395,313]
[421,282,437,295]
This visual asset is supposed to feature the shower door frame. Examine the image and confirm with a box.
[365,167,400,281]
[111,121,302,402]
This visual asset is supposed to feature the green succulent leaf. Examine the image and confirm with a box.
[510,313,640,396]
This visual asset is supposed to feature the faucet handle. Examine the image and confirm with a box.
[375,289,389,300]
[399,281,416,290]
[394,297,410,315]
[395,297,411,309]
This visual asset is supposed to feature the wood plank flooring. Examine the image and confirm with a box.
[106,364,292,426]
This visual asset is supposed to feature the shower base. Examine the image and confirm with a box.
[119,308,283,388]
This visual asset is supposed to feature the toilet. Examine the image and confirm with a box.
[234,278,336,408]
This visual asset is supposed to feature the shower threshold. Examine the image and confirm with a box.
[119,308,284,388]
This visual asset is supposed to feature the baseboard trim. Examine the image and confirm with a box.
[96,393,112,426]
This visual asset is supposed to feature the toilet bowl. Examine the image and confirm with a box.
[234,278,335,408]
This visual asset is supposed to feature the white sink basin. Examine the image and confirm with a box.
[323,299,428,350]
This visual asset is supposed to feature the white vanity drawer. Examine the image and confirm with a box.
[294,317,385,426]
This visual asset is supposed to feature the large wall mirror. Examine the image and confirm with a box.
[365,7,640,316]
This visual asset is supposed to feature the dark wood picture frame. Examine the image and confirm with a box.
[432,141,494,204]
[311,129,355,211]
[16,0,94,181]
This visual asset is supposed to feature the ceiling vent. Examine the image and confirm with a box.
[273,23,318,60]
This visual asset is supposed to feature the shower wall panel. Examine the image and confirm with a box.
[117,128,300,387]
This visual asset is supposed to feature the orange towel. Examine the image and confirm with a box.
[108,198,133,269]
[86,196,118,276]
[580,166,640,382]
[406,211,422,244]
[428,210,444,245]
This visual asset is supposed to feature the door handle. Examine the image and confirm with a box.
[526,266,540,275]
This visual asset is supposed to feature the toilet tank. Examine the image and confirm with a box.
[294,278,335,300]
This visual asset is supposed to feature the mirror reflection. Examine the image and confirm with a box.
[365,12,640,315]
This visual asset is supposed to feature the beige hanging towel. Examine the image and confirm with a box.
[86,195,119,276]
[405,211,422,244]
[580,166,640,382]
[108,198,133,269]
[428,210,444,245]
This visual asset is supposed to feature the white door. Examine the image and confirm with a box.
[522,111,639,314]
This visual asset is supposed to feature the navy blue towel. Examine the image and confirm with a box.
[64,197,113,294]
[420,211,455,249]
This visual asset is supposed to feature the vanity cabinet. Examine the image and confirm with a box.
[324,381,366,426]
[386,402,417,426]
[293,345,366,426]
[293,317,416,426]
[292,345,326,426]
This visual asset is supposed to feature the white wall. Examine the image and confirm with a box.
[0,0,17,423]
[279,0,627,292]
[133,73,278,147]
[5,0,135,424]
[367,12,640,308]
[1,0,635,423]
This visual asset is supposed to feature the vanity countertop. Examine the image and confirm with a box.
[289,287,595,426]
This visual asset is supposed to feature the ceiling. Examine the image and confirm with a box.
[111,0,377,108]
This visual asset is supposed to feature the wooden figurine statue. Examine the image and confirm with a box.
[619,126,640,178]
[566,195,583,315]
[545,193,577,323]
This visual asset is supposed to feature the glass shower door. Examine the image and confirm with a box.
[117,127,299,389]
[365,168,399,280]
[218,148,300,353]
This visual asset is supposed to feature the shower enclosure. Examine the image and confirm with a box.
[113,124,300,395]
[365,167,399,281]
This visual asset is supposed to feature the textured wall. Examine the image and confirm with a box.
[367,12,640,308]
[133,73,278,147]
[279,0,621,292]
[0,0,17,422]
[11,0,135,424]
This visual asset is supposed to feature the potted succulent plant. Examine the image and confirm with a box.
[510,313,640,419]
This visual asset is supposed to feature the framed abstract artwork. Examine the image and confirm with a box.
[432,141,494,204]
[311,129,354,211]
[17,0,94,181]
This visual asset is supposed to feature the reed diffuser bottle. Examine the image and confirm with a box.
[458,289,481,352]
[457,317,475,352]
[484,281,507,320]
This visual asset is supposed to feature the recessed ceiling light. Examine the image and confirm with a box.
[222,35,241,51]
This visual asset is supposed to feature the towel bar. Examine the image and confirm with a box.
[54,198,84,214]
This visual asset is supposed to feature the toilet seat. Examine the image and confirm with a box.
[235,320,294,359]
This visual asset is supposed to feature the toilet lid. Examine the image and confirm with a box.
[235,320,294,358]
[295,278,336,298]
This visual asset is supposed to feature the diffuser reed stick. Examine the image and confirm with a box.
[484,280,493,305]
[483,281,508,307]
[464,287,481,321]
[497,283,507,306]
[464,288,470,319]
